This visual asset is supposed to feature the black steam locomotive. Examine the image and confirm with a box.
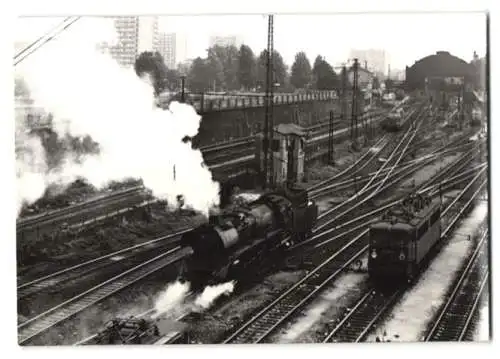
[178,184,318,289]
[368,193,442,284]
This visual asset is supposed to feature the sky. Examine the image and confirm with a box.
[14,12,487,72]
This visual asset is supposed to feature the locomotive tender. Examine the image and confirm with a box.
[368,194,441,283]
[178,184,318,288]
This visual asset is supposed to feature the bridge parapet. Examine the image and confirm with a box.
[165,90,338,113]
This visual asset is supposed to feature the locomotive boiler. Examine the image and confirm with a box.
[368,193,442,284]
[178,184,318,289]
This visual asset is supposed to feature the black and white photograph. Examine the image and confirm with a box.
[13,8,490,346]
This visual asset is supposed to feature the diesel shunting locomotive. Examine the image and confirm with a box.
[368,194,442,283]
[178,183,318,289]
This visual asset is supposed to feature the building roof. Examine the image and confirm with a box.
[334,65,373,75]
[407,51,474,78]
[274,123,306,137]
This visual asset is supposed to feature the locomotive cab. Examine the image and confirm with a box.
[368,195,441,285]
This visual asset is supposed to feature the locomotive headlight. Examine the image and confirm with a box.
[371,249,377,259]
[399,252,406,260]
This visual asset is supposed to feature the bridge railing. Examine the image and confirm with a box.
[185,90,338,112]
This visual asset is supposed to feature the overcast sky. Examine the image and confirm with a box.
[15,12,487,71]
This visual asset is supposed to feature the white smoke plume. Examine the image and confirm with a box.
[153,281,190,317]
[15,104,49,215]
[193,281,236,309]
[15,17,220,216]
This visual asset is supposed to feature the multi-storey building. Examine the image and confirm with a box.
[102,16,159,68]
[157,32,188,69]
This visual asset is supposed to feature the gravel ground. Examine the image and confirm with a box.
[269,271,369,344]
[398,155,459,190]
[305,137,376,185]
[24,262,183,345]
[184,270,306,344]
[17,204,206,281]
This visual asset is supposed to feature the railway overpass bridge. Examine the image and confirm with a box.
[176,91,347,148]
[17,91,352,149]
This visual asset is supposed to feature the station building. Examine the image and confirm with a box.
[405,51,476,108]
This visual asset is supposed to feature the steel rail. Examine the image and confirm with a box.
[424,230,489,341]
[18,246,190,345]
[320,182,487,343]
[17,229,190,293]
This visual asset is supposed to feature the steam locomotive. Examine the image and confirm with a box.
[368,193,442,284]
[178,184,318,289]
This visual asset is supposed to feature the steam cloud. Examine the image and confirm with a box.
[15,17,219,216]
[194,281,236,309]
[152,280,236,318]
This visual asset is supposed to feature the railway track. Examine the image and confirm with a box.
[17,110,388,232]
[16,133,422,335]
[18,246,192,345]
[221,173,486,344]
[424,230,489,342]
[308,132,477,201]
[17,229,190,298]
[322,290,402,343]
[15,129,404,311]
[310,134,481,242]
[311,106,430,233]
[319,180,487,344]
[19,116,479,297]
[222,230,370,344]
[17,186,145,231]
[199,108,386,154]
[18,104,470,344]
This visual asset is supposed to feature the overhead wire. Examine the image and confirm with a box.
[14,16,81,66]
[14,16,74,60]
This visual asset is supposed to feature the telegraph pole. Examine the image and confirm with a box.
[351,59,359,147]
[328,110,334,164]
[341,65,347,125]
[180,76,186,103]
[263,14,275,188]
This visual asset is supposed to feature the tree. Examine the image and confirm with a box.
[256,49,288,92]
[206,45,240,91]
[290,51,313,89]
[134,51,169,96]
[187,57,211,93]
[312,55,338,90]
[312,55,323,79]
[238,45,257,90]
[165,68,181,91]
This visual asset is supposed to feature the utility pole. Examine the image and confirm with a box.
[351,58,359,147]
[263,14,275,189]
[341,65,347,126]
[328,110,334,164]
[180,76,186,103]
